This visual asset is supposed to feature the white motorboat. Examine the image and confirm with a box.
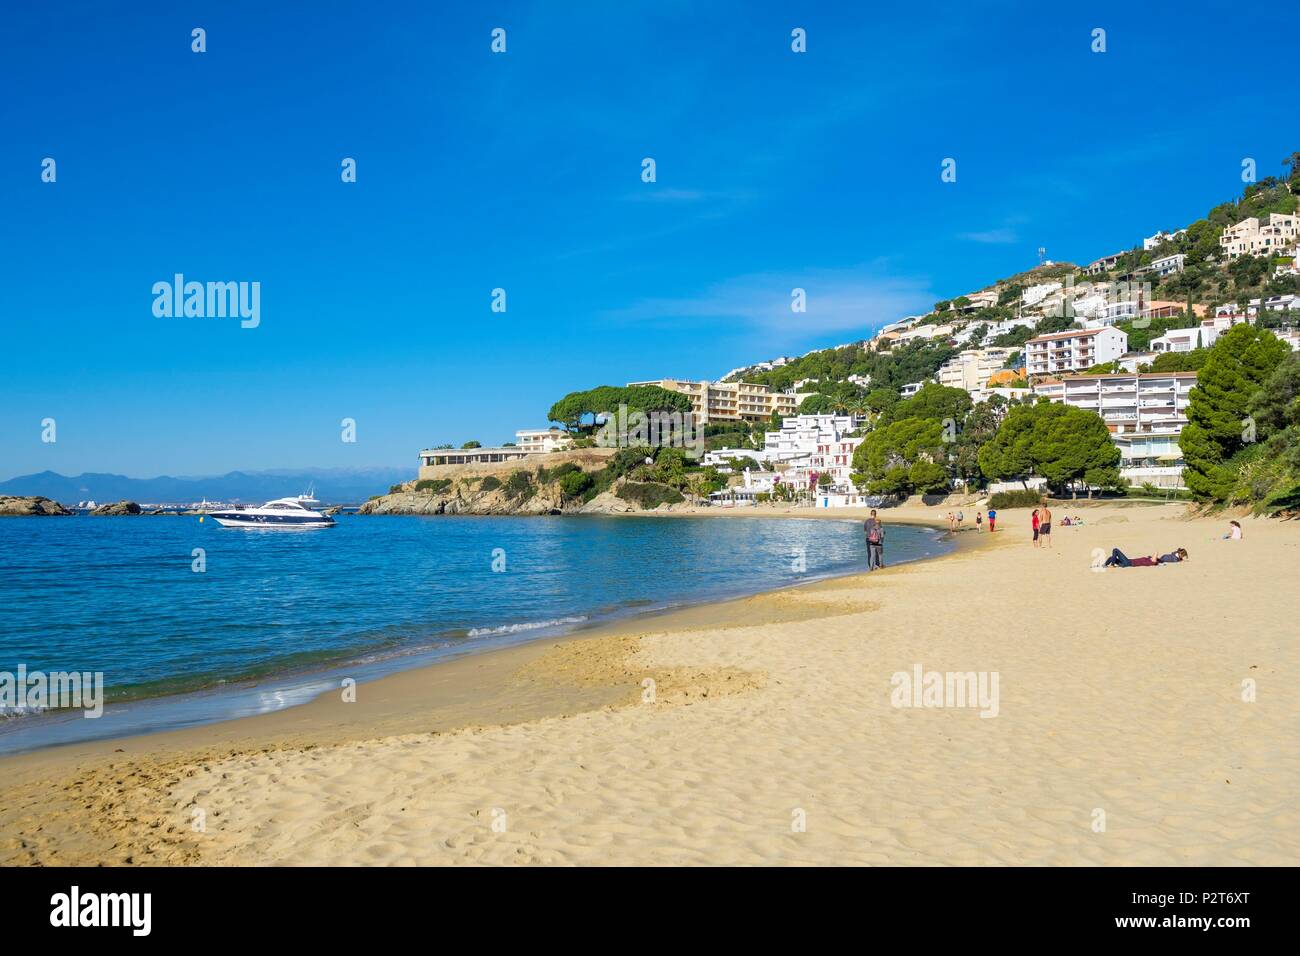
[208,495,335,529]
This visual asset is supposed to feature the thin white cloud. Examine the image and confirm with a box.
[958,227,1019,244]
[603,267,934,343]
[622,187,708,203]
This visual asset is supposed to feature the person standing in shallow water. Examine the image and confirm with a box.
[864,510,885,571]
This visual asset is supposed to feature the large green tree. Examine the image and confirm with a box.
[1180,325,1291,499]
[852,418,948,496]
[884,382,972,426]
[547,385,692,432]
[978,401,1122,495]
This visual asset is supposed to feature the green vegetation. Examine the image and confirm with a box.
[534,461,580,483]
[414,478,452,494]
[547,385,692,433]
[616,481,684,509]
[503,470,534,499]
[978,401,1123,496]
[1143,349,1208,373]
[987,489,1043,509]
[478,476,501,492]
[461,440,481,449]
[557,469,593,498]
[735,341,956,393]
[1179,324,1295,509]
[853,417,949,496]
[848,383,1025,498]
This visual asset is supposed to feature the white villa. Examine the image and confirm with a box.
[514,427,574,454]
[1151,253,1186,278]
[1219,213,1299,259]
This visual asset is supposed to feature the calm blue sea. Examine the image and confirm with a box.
[0,514,948,752]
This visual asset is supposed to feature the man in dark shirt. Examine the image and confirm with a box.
[864,510,885,571]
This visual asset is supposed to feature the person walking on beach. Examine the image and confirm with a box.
[1040,501,1053,548]
[975,510,983,532]
[864,510,885,571]
[1031,508,1041,548]
[956,510,964,528]
[987,508,997,532]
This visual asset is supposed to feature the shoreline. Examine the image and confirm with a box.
[5,501,1295,866]
[0,512,957,757]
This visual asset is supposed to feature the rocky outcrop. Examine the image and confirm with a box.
[89,500,143,516]
[358,465,692,517]
[0,495,72,516]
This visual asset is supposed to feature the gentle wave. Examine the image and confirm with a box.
[467,616,588,638]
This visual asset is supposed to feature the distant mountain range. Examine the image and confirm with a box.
[0,468,412,505]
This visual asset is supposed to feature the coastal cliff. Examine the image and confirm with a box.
[0,495,72,516]
[358,453,692,516]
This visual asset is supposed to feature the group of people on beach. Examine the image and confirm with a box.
[948,509,998,533]
[864,504,1240,572]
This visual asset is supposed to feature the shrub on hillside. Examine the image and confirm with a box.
[478,476,502,492]
[988,489,1043,509]
[503,470,534,498]
[414,478,451,494]
[616,481,684,509]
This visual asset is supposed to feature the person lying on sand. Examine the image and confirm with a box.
[1102,547,1188,568]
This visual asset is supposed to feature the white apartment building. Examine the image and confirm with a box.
[937,347,1014,397]
[1032,372,1198,488]
[514,427,574,454]
[627,378,803,426]
[1219,213,1300,259]
[1024,326,1128,377]
[1151,252,1186,277]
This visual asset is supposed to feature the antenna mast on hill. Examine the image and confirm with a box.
[1037,246,1046,266]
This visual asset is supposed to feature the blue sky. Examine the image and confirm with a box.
[1,1,1293,478]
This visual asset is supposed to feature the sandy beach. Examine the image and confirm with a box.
[3,501,1297,866]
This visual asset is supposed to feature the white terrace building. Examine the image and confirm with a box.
[1219,213,1300,259]
[706,414,864,495]
[1032,372,1198,489]
[1024,326,1128,377]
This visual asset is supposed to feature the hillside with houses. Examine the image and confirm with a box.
[368,159,1300,516]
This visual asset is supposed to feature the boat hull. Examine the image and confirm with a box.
[210,512,335,529]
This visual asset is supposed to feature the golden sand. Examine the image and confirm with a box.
[2,502,1296,865]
